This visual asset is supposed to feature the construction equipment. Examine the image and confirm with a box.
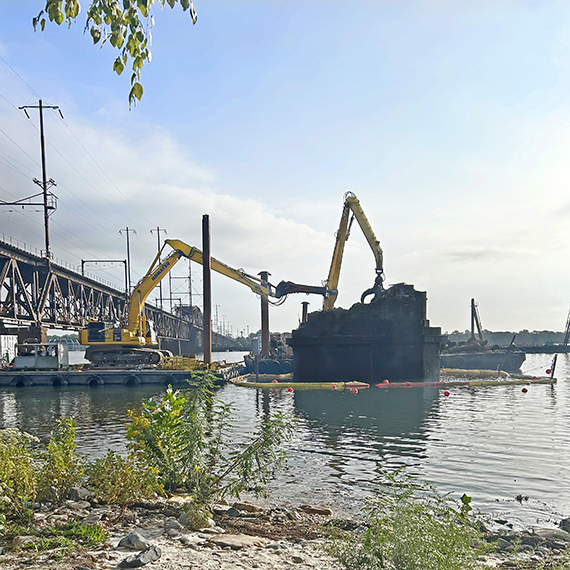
[323,192,384,310]
[80,239,329,367]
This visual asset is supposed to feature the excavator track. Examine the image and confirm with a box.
[85,346,168,367]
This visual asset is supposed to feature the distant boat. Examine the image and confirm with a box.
[440,299,526,373]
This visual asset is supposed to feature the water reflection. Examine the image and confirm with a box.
[0,353,569,527]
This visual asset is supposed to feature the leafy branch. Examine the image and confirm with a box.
[33,0,198,107]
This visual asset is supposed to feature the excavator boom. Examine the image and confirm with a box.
[323,192,384,311]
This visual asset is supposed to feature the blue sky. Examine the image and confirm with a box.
[1,1,570,335]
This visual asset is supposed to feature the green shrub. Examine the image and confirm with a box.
[327,472,489,570]
[37,418,84,504]
[85,450,163,507]
[0,429,38,518]
[126,373,295,506]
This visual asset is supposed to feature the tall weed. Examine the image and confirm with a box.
[127,373,295,506]
[37,418,84,504]
[328,471,489,570]
[0,429,38,518]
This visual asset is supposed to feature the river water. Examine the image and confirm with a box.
[0,352,568,529]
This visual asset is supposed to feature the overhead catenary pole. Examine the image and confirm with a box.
[202,214,212,366]
[259,271,270,357]
[150,227,167,309]
[119,227,137,294]
[19,99,61,261]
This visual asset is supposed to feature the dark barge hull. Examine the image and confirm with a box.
[439,351,526,374]
[288,283,444,383]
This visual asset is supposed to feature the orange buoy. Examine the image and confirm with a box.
[287,387,293,392]
[522,387,528,393]
[546,369,552,374]
[352,388,358,394]
[443,390,450,396]
[331,384,337,390]
[271,379,278,384]
[383,379,389,384]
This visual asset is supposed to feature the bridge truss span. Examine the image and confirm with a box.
[0,238,192,340]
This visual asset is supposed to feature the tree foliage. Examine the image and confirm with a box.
[33,0,198,106]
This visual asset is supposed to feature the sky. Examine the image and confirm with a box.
[1,1,570,335]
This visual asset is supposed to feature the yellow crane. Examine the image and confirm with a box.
[80,239,329,366]
[323,192,384,311]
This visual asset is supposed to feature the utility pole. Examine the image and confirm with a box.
[188,261,193,309]
[19,99,62,261]
[119,227,136,293]
[150,227,167,309]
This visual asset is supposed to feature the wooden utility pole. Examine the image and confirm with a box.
[19,99,61,261]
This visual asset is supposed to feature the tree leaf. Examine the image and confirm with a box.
[90,27,102,44]
[130,81,143,101]
[113,57,125,75]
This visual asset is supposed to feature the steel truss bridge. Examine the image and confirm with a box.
[0,238,194,341]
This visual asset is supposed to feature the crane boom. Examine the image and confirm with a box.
[323,192,384,311]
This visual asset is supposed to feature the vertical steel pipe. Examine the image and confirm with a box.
[259,271,270,357]
[202,215,212,366]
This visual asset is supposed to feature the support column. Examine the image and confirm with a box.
[301,301,310,323]
[259,271,270,357]
[202,215,212,366]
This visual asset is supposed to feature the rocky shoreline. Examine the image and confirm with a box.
[1,489,570,570]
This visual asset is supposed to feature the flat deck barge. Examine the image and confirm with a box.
[0,366,243,388]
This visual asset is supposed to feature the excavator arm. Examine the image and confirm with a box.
[128,238,330,336]
[323,192,384,311]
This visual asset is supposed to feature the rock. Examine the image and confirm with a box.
[226,507,242,517]
[200,527,224,534]
[495,538,511,551]
[178,512,189,527]
[533,528,570,541]
[213,504,232,515]
[75,566,92,570]
[299,504,333,516]
[118,531,150,551]
[119,545,162,568]
[12,536,38,551]
[167,495,193,507]
[292,555,304,563]
[65,500,92,510]
[81,513,103,526]
[560,517,570,533]
[69,486,94,502]
[167,529,181,537]
[206,534,269,550]
[165,518,183,530]
[232,501,264,513]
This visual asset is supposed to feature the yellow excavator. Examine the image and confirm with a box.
[323,192,384,311]
[80,239,329,366]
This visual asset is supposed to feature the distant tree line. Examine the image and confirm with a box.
[446,329,565,346]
